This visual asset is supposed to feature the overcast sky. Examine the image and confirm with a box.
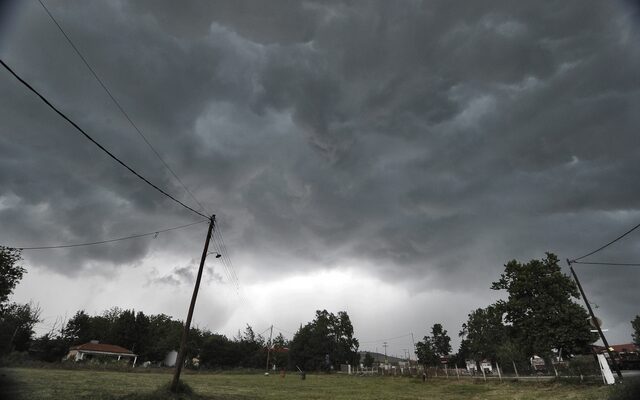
[1,0,639,358]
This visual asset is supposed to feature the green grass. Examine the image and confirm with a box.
[0,367,613,400]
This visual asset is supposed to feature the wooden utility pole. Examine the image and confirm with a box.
[566,259,623,381]
[171,216,215,392]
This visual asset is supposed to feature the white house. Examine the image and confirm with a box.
[65,341,137,366]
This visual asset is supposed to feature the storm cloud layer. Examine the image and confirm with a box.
[1,1,639,350]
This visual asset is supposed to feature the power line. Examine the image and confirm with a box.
[359,333,412,344]
[37,0,209,215]
[273,326,297,336]
[571,221,640,262]
[214,227,240,289]
[4,219,206,250]
[0,58,208,220]
[572,261,640,267]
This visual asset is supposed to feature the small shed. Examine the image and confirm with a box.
[65,341,137,366]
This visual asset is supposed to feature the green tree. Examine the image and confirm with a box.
[63,310,92,345]
[459,305,507,362]
[431,323,451,356]
[145,314,182,362]
[0,247,41,355]
[200,334,238,368]
[271,332,289,369]
[0,247,25,309]
[415,338,438,367]
[235,324,265,368]
[416,323,451,367]
[632,315,640,346]
[0,302,41,353]
[491,253,596,360]
[363,352,374,368]
[289,310,359,371]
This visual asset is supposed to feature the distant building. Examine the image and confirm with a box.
[594,343,640,370]
[530,355,546,371]
[465,360,477,373]
[65,340,137,366]
[480,359,493,374]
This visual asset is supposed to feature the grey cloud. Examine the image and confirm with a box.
[1,1,639,340]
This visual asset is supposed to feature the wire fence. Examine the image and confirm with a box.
[340,355,615,383]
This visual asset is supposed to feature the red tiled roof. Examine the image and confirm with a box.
[593,343,639,353]
[70,342,135,355]
[610,343,639,353]
[271,346,289,353]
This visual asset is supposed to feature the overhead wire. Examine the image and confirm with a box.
[35,3,244,287]
[210,224,239,290]
[273,326,297,337]
[0,58,208,220]
[571,221,640,262]
[359,333,412,344]
[4,220,207,250]
[211,236,235,289]
[572,261,640,267]
[214,226,240,290]
[37,0,209,215]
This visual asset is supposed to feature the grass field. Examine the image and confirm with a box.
[0,367,615,400]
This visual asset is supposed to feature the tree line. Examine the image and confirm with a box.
[415,253,607,371]
[1,246,361,370]
[2,246,639,371]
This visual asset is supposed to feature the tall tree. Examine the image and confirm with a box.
[430,323,452,356]
[363,352,374,368]
[415,338,438,367]
[632,315,640,346]
[200,333,238,368]
[289,310,359,371]
[491,253,596,359]
[63,310,93,345]
[416,323,451,367]
[0,302,41,353]
[0,247,25,310]
[271,333,289,369]
[459,305,507,362]
[0,247,40,355]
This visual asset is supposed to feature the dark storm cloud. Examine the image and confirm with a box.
[1,1,639,334]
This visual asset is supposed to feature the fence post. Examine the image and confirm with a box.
[481,365,486,382]
[496,362,502,382]
[455,365,460,380]
[512,361,519,378]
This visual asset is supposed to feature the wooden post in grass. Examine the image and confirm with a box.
[512,361,519,378]
[496,362,502,382]
[481,366,486,382]
[455,365,460,380]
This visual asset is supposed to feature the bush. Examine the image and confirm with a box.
[567,355,599,376]
[0,351,31,366]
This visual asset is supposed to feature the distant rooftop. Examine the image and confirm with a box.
[70,342,135,355]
